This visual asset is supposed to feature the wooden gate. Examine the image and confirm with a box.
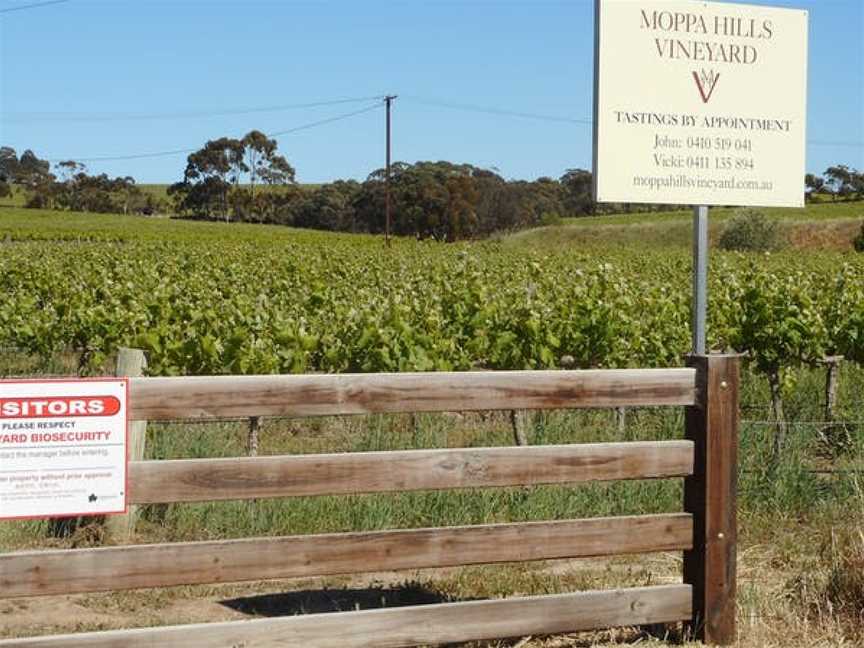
[0,355,738,647]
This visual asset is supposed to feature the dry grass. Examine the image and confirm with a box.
[785,516,864,643]
[3,513,863,646]
[782,219,863,251]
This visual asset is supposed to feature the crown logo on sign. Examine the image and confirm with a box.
[692,68,720,104]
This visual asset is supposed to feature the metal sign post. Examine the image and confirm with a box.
[692,205,708,356]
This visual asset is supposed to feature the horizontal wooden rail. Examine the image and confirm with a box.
[128,441,694,504]
[129,368,696,420]
[0,585,692,647]
[0,514,692,598]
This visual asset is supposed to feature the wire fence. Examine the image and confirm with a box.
[742,419,864,426]
[3,346,863,464]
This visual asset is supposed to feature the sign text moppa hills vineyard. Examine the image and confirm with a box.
[593,0,808,207]
[644,9,775,65]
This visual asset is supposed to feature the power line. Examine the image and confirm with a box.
[47,103,382,163]
[22,93,864,163]
[403,96,864,148]
[4,96,386,123]
[268,103,381,136]
[50,146,196,164]
[0,0,70,14]
[9,88,863,149]
[403,96,593,125]
[807,140,864,149]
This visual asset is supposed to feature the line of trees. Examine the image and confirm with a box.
[162,132,637,239]
[2,138,863,241]
[0,146,162,215]
[161,131,608,238]
[0,146,52,201]
[0,137,662,239]
[160,151,864,240]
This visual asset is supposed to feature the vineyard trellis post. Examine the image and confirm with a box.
[821,355,842,422]
[248,416,261,456]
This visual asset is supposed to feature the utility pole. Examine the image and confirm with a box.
[384,95,397,248]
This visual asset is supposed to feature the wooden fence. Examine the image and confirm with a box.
[0,355,738,647]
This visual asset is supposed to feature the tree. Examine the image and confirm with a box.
[45,160,149,215]
[53,160,88,211]
[56,160,87,182]
[238,130,295,223]
[824,165,854,200]
[295,181,360,231]
[471,168,513,235]
[351,161,574,240]
[258,155,295,187]
[242,130,275,200]
[357,161,482,240]
[16,150,56,209]
[172,133,296,223]
[0,147,18,183]
[241,131,295,198]
[805,172,825,199]
[16,150,54,201]
[0,148,57,207]
[524,176,564,223]
[560,169,594,216]
[265,185,305,225]
[850,169,864,199]
[181,137,247,221]
[170,176,232,221]
[111,176,140,215]
[18,149,51,179]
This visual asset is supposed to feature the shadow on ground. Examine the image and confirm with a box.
[220,582,459,617]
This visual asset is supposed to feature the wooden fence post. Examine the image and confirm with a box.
[105,347,147,543]
[684,354,738,645]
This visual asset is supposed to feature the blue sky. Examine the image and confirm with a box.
[1,0,861,184]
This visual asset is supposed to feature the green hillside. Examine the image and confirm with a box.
[0,205,377,244]
[505,200,864,251]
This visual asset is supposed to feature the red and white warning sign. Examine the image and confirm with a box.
[0,379,128,520]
